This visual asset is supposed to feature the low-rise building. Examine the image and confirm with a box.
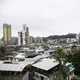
[0,60,32,80]
[32,58,60,80]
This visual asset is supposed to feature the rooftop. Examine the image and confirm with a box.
[32,58,59,71]
[0,60,31,72]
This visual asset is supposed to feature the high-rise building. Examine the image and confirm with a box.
[24,25,29,45]
[18,32,23,46]
[18,24,30,46]
[3,24,12,45]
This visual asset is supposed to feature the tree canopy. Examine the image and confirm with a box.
[67,47,80,75]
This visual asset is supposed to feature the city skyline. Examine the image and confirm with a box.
[0,0,80,38]
[0,23,80,39]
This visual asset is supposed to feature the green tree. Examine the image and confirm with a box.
[66,45,80,75]
[55,48,66,65]
[54,48,67,80]
[71,49,80,75]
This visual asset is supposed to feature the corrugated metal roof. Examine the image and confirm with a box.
[32,58,59,71]
[0,61,30,72]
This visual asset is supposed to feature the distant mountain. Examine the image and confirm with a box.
[43,33,77,40]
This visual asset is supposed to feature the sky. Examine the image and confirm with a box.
[0,0,80,38]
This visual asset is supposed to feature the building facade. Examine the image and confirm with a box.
[18,24,30,46]
[18,32,23,46]
[3,24,12,45]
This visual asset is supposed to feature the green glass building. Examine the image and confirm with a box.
[3,24,12,45]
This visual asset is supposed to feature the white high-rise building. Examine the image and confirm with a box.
[18,24,29,46]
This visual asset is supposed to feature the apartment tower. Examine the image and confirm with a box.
[3,24,12,45]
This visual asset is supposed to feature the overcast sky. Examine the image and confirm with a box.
[0,0,80,38]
